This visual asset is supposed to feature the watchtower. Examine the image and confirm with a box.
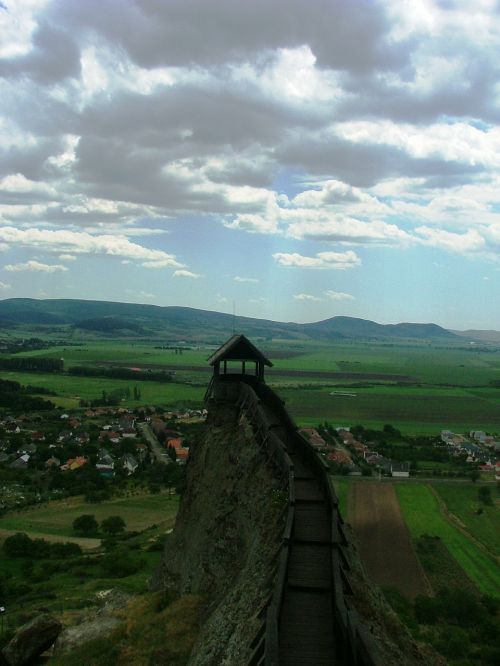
[208,334,272,382]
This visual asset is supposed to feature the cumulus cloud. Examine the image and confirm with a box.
[173,269,201,278]
[324,290,355,301]
[0,281,11,290]
[273,250,361,270]
[1,0,500,321]
[293,293,321,302]
[286,218,412,246]
[0,227,183,268]
[234,276,259,283]
[5,260,68,273]
[415,227,486,254]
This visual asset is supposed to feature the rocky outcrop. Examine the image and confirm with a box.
[2,613,61,666]
[152,406,285,665]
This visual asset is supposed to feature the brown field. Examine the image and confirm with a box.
[103,360,413,382]
[348,482,430,599]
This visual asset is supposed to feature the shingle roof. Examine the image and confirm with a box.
[207,334,273,367]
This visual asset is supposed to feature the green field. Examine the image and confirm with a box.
[5,338,500,432]
[1,370,204,409]
[432,483,500,558]
[280,384,500,434]
[0,492,179,541]
[395,483,500,598]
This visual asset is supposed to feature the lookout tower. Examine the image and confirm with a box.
[207,333,272,383]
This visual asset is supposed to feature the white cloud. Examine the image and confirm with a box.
[59,253,76,261]
[324,290,355,301]
[286,217,412,246]
[5,260,68,273]
[415,227,486,254]
[0,227,183,268]
[0,281,11,290]
[173,269,201,278]
[293,293,321,301]
[273,250,361,270]
[234,276,259,283]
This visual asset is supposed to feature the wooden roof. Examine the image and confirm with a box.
[207,334,273,367]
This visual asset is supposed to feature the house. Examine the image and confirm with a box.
[327,449,352,465]
[299,428,327,449]
[62,456,87,471]
[495,461,500,481]
[30,431,45,442]
[391,462,410,478]
[121,428,137,439]
[96,449,115,476]
[99,431,121,444]
[17,443,37,456]
[121,454,138,475]
[45,456,60,468]
[9,454,30,469]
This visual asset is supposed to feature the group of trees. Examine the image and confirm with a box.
[0,357,63,372]
[72,514,126,536]
[69,366,173,382]
[3,532,82,559]
[0,378,55,411]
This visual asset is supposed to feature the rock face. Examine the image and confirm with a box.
[152,406,285,665]
[2,613,62,666]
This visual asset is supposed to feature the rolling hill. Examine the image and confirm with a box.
[0,298,463,344]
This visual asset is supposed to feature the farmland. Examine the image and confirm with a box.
[0,491,179,543]
[4,337,500,433]
[348,482,429,598]
[395,483,500,598]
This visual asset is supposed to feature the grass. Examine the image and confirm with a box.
[1,370,204,408]
[0,491,182,650]
[395,483,500,598]
[330,477,349,516]
[278,384,500,434]
[432,482,500,558]
[0,491,179,541]
[49,593,203,666]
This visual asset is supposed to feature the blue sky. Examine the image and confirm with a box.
[1,1,500,330]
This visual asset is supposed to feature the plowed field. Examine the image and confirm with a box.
[348,482,429,599]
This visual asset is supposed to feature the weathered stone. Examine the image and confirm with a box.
[2,613,61,666]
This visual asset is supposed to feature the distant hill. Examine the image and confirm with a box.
[451,329,500,344]
[0,298,461,343]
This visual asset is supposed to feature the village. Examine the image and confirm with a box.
[299,424,500,481]
[0,405,207,511]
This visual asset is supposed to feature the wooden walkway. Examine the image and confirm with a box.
[279,449,337,665]
[262,397,338,665]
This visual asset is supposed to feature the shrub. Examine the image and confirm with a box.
[72,514,98,535]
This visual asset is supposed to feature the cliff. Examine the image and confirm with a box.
[152,404,285,665]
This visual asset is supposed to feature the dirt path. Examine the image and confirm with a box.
[0,528,101,550]
[348,481,430,599]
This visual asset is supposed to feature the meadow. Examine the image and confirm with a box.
[0,491,180,542]
[4,337,500,432]
[395,483,500,598]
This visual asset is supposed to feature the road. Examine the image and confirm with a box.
[138,422,171,466]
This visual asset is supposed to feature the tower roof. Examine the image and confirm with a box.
[207,334,273,367]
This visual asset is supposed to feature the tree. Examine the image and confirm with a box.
[478,486,493,505]
[101,516,126,535]
[3,532,33,557]
[72,514,98,535]
[469,469,480,483]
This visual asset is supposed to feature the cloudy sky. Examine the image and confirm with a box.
[1,0,500,329]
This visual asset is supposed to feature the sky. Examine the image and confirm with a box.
[1,0,500,330]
